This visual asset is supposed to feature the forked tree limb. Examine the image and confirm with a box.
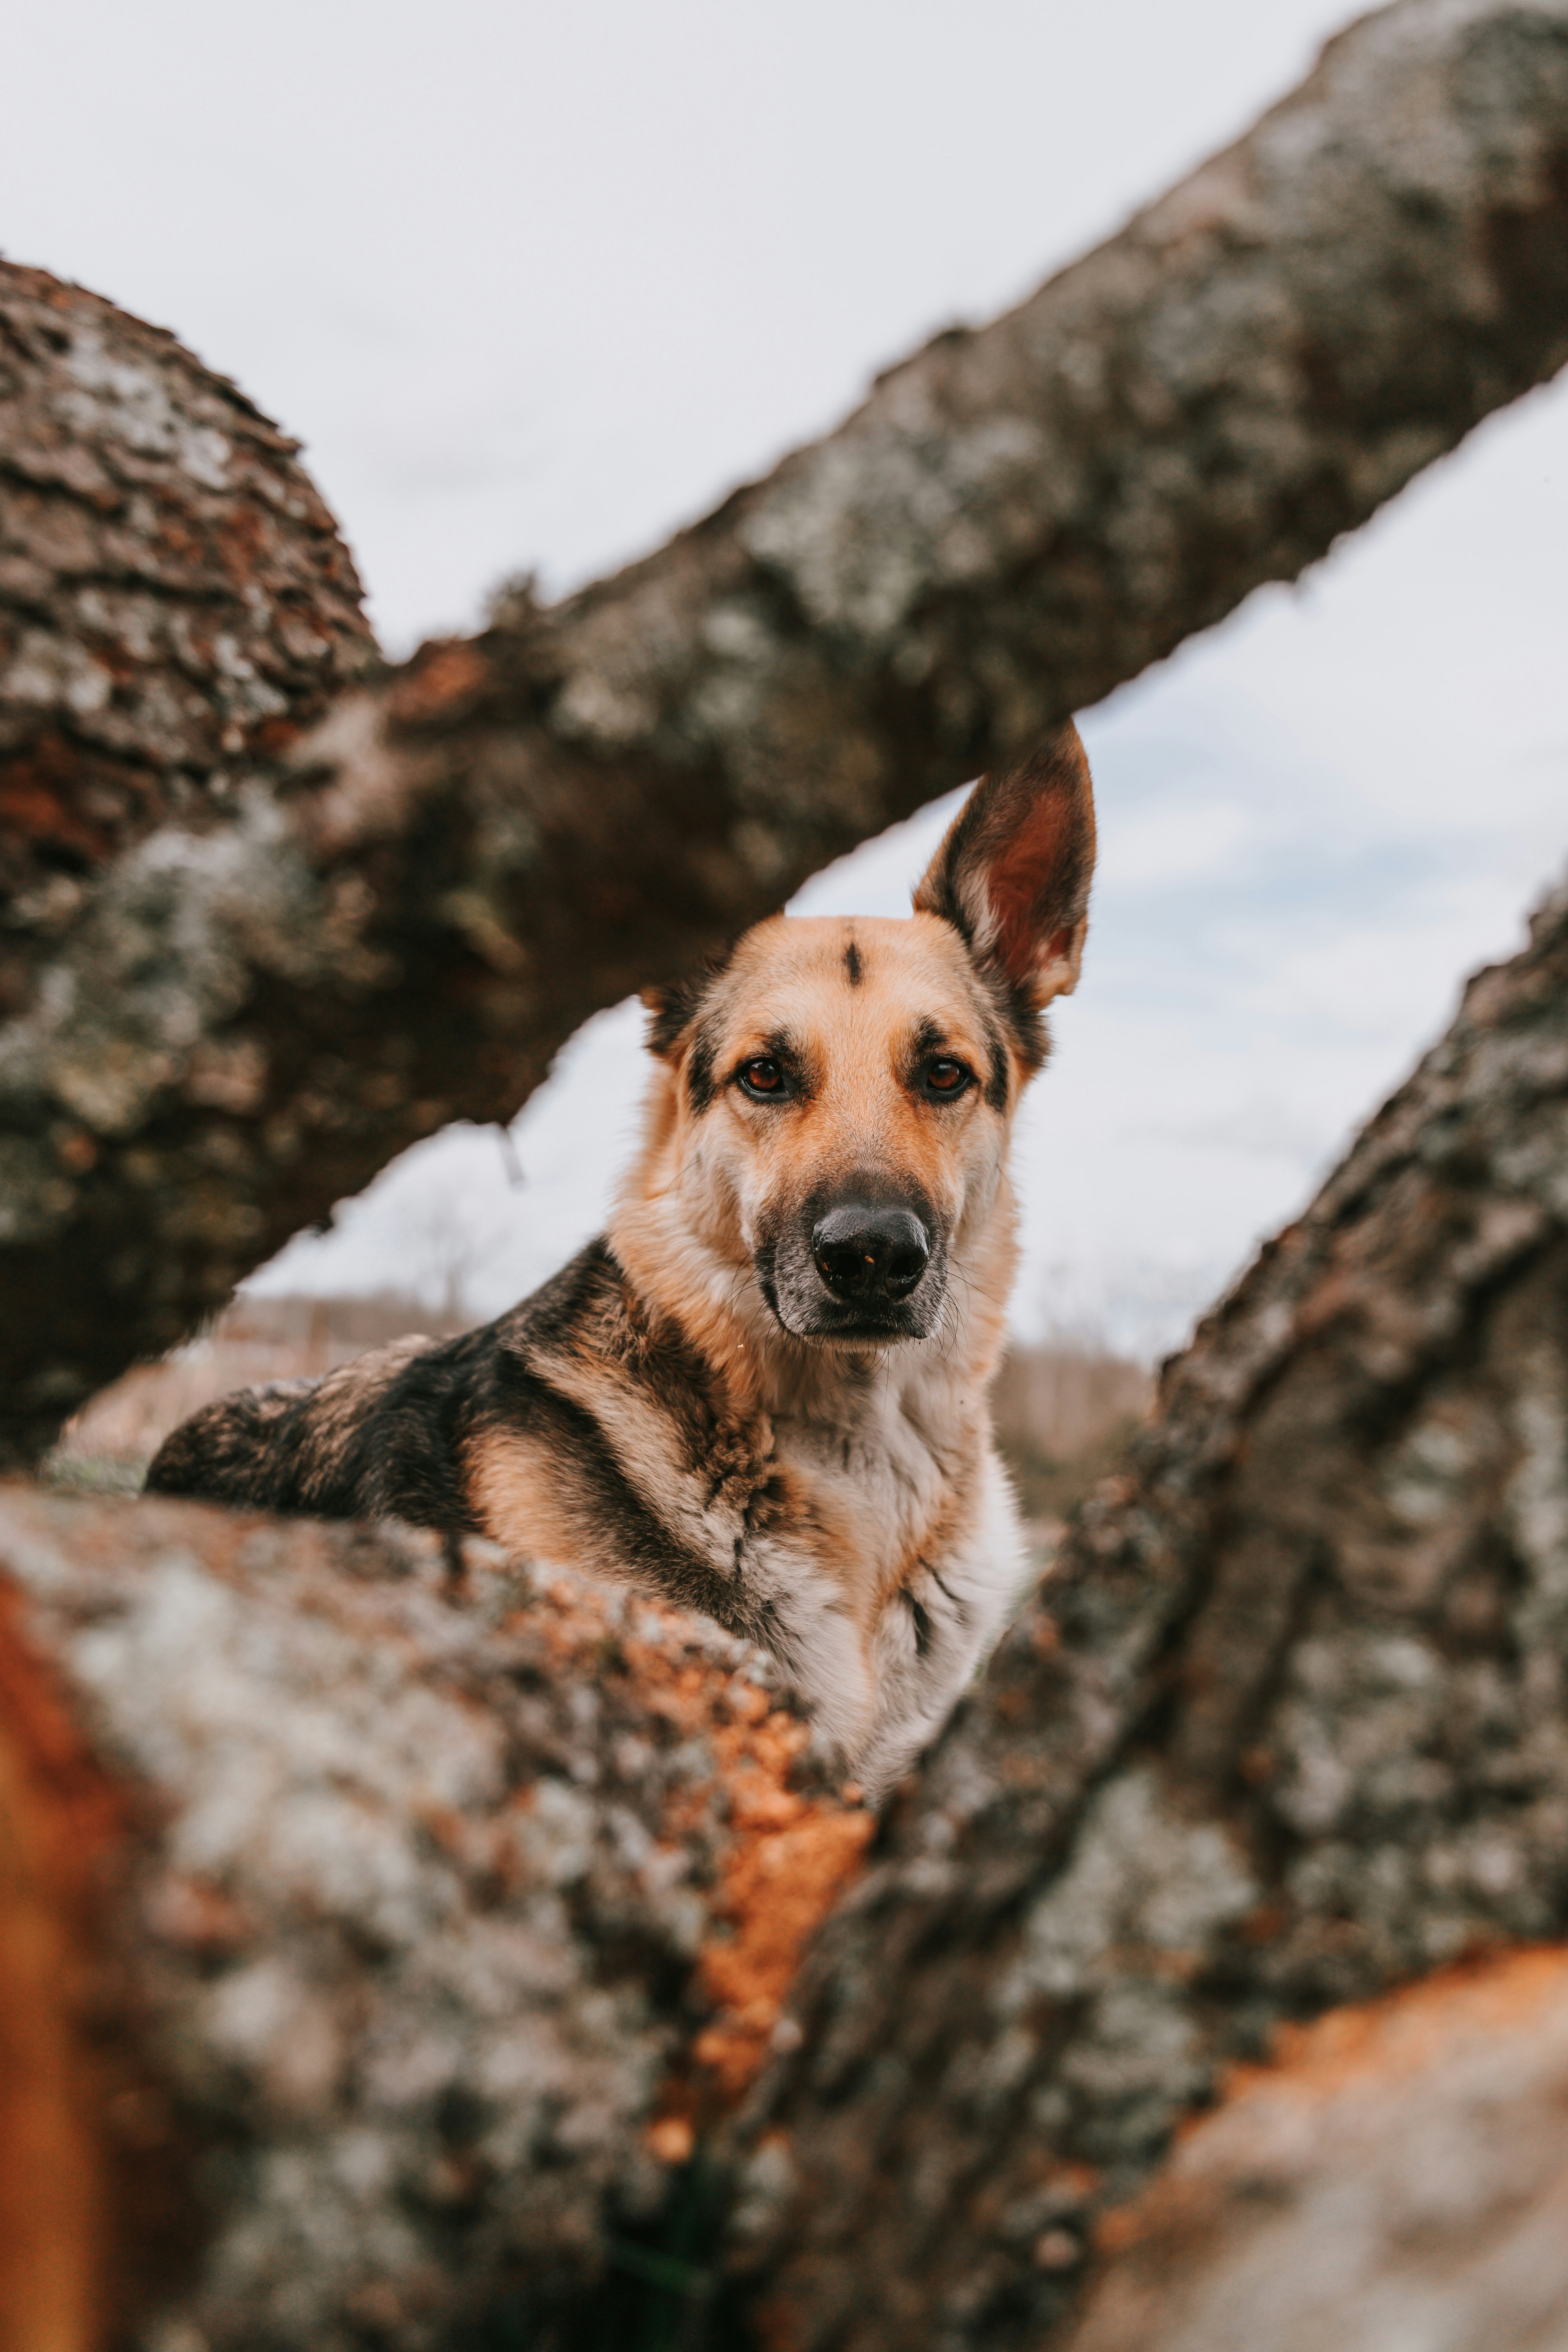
[5,0,1568,1458]
[5,864,1568,2351]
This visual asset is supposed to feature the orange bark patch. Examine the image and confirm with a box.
[388,641,489,723]
[647,2115,696,2166]
[0,1580,132,2352]
[0,1581,127,1895]
[479,1566,875,2117]
[694,1795,873,2102]
[1214,1939,1568,2112]
[1091,1944,1568,2262]
[558,1601,879,2119]
[0,1717,101,2352]
[676,1701,873,2106]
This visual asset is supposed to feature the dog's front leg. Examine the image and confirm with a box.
[463,1421,868,1745]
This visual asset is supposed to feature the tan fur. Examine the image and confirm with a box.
[597,914,1046,1789]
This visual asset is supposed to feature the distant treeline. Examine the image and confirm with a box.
[51,1293,1151,1525]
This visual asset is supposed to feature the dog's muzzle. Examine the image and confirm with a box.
[758,1188,947,1342]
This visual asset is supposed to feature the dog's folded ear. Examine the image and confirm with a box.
[913,723,1096,1008]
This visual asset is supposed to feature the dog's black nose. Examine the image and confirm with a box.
[811,1205,931,1303]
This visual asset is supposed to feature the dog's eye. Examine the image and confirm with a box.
[738,1057,787,1099]
[922,1058,972,1099]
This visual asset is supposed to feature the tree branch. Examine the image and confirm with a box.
[0,1485,868,2348]
[5,0,1568,1456]
[723,866,1568,2347]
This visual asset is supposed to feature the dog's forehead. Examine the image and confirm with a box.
[720,912,978,1017]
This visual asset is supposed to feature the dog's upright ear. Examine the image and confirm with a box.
[913,723,1096,1011]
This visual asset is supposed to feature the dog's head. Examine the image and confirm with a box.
[631,726,1095,1347]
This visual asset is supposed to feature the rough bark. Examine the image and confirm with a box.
[7,0,1568,1458]
[0,1484,870,2350]
[720,868,1568,2349]
[0,264,376,914]
[0,262,378,1457]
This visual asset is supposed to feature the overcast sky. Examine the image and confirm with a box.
[5,0,1565,1354]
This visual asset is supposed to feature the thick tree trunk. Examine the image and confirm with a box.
[721,869,1568,2348]
[0,264,378,1458]
[6,0,1568,1458]
[0,1484,870,2350]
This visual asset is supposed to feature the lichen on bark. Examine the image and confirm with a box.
[0,1485,867,2348]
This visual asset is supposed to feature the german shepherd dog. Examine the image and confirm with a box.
[148,728,1095,1795]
